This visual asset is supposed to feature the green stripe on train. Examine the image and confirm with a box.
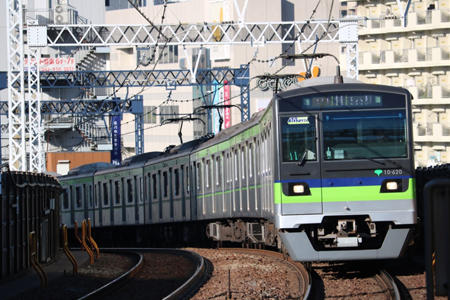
[274,178,415,204]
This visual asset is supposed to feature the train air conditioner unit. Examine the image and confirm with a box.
[54,1,70,24]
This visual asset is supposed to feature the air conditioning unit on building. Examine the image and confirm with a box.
[54,1,70,24]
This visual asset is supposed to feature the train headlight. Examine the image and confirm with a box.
[386,181,398,191]
[380,179,402,193]
[293,184,305,194]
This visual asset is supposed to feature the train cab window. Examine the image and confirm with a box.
[126,179,133,203]
[281,115,317,162]
[151,174,158,199]
[75,186,82,208]
[103,183,109,206]
[163,171,168,198]
[174,169,180,196]
[323,110,407,160]
[62,189,69,210]
[115,181,121,205]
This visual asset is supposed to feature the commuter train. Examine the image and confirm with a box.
[59,77,416,261]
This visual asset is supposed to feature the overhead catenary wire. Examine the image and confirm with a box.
[118,0,338,138]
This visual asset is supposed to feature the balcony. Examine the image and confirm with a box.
[417,48,433,62]
[393,49,409,63]
[416,11,433,25]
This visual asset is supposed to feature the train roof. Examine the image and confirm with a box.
[121,151,163,166]
[196,109,266,150]
[279,77,411,98]
[65,162,116,176]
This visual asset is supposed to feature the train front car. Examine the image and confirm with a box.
[274,83,416,261]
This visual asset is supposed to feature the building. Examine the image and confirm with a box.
[1,0,107,172]
[340,0,450,166]
[105,0,340,154]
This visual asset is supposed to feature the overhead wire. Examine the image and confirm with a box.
[119,0,337,137]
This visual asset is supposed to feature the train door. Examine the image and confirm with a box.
[278,114,323,215]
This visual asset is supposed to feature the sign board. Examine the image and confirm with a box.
[24,57,76,72]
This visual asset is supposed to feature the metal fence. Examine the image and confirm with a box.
[0,166,61,280]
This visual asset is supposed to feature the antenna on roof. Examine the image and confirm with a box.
[334,66,344,84]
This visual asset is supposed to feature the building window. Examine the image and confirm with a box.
[129,0,147,7]
[144,106,157,124]
[159,45,178,64]
[160,105,179,123]
[137,47,155,66]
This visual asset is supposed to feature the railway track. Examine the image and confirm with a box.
[312,262,410,300]
[77,248,208,300]
[190,247,313,299]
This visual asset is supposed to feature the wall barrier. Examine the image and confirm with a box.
[0,166,61,281]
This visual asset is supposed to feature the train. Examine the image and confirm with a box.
[59,76,416,261]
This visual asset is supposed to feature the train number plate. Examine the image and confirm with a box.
[337,237,359,247]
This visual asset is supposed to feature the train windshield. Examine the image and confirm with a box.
[323,110,407,160]
[281,116,317,162]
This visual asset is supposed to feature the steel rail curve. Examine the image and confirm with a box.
[375,269,402,300]
[76,248,207,300]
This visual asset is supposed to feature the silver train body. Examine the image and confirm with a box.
[59,79,416,261]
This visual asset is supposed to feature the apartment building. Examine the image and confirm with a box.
[340,0,450,166]
[105,0,340,153]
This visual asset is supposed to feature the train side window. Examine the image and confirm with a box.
[139,177,144,203]
[76,186,82,208]
[215,156,222,186]
[127,179,133,203]
[241,146,246,180]
[115,181,121,205]
[196,162,202,190]
[103,182,109,206]
[256,140,260,176]
[88,185,93,208]
[121,178,125,205]
[134,176,140,203]
[249,143,253,178]
[163,171,168,198]
[226,152,231,184]
[206,159,211,188]
[96,183,100,208]
[185,166,190,195]
[234,149,238,181]
[62,188,69,210]
[174,168,180,196]
[152,174,157,199]
[83,184,88,209]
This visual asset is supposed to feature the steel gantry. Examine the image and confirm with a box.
[6,0,26,171]
[0,96,145,155]
[7,0,359,171]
